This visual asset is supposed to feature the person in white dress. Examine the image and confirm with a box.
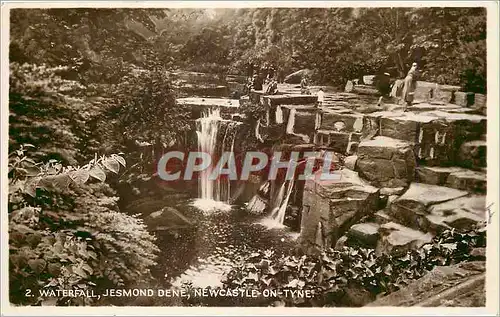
[317,88,325,107]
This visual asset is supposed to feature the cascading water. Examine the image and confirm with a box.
[192,108,237,213]
[196,108,221,201]
[260,179,294,228]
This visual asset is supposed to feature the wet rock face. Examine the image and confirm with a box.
[356,136,416,188]
[299,169,379,252]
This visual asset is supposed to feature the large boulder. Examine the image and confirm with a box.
[416,166,486,193]
[426,195,486,233]
[416,166,462,186]
[143,206,194,231]
[347,222,380,248]
[344,80,355,93]
[367,110,486,166]
[388,183,468,231]
[315,130,352,154]
[284,69,314,84]
[378,112,435,143]
[293,109,317,136]
[473,93,487,115]
[356,136,416,188]
[458,140,487,169]
[344,155,358,170]
[454,91,475,107]
[376,222,433,256]
[351,85,380,96]
[300,169,379,253]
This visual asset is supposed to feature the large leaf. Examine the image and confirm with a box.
[69,169,90,185]
[102,158,120,174]
[73,266,88,279]
[52,174,72,190]
[38,174,71,191]
[111,154,126,167]
[89,166,106,182]
[28,259,46,274]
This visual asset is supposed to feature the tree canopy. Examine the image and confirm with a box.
[10,7,486,92]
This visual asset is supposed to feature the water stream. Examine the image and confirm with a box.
[152,106,298,294]
[192,108,237,213]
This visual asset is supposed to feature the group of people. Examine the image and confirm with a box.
[245,62,281,95]
[246,74,278,94]
[372,62,420,112]
[244,60,420,113]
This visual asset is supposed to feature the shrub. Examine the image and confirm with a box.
[8,147,159,306]
[220,227,486,307]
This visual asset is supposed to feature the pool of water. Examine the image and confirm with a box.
[151,198,299,290]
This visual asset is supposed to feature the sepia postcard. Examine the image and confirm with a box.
[1,1,498,316]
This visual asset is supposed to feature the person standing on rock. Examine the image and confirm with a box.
[401,62,419,112]
[376,72,392,97]
[317,88,325,107]
[246,62,254,79]
[300,75,310,95]
[265,78,278,95]
[252,74,263,91]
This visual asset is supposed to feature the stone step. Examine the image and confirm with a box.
[416,166,486,193]
[364,110,486,166]
[446,168,486,193]
[453,91,475,107]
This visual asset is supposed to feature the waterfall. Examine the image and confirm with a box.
[247,181,270,214]
[193,108,237,213]
[260,180,294,228]
[285,108,310,143]
[196,108,222,201]
[286,109,296,134]
[276,106,283,124]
